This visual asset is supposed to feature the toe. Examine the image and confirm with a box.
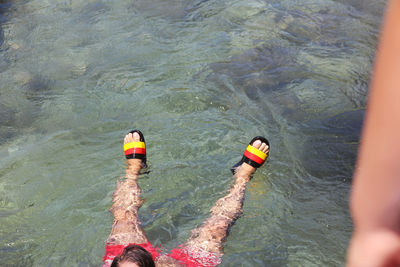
[127,133,133,143]
[133,132,140,141]
[264,145,269,154]
[124,131,141,145]
[259,142,266,151]
[252,139,261,149]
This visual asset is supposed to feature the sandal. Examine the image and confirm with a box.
[231,136,269,174]
[124,129,148,168]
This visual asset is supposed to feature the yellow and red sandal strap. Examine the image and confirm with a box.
[243,144,268,167]
[124,141,146,157]
[124,130,147,165]
[230,136,270,173]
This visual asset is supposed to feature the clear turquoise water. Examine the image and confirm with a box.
[0,0,385,266]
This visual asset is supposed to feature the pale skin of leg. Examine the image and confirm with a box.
[106,132,149,246]
[347,1,400,266]
[182,140,268,256]
[106,132,268,266]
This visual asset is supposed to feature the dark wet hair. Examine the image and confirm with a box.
[110,244,155,267]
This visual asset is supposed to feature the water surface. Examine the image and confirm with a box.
[0,0,386,266]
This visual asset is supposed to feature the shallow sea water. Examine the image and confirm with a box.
[0,0,386,266]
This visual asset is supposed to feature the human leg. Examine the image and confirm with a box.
[104,131,183,267]
[106,131,149,245]
[347,1,400,266]
[171,138,269,264]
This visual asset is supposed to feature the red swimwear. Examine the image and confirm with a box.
[168,246,222,267]
[102,243,221,267]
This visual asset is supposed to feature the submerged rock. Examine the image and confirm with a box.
[0,103,17,144]
[209,43,304,98]
[300,110,364,180]
[0,102,16,127]
[24,75,53,103]
[0,28,3,48]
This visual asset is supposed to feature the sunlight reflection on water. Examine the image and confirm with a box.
[0,0,386,266]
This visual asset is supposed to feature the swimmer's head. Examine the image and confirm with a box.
[110,244,155,267]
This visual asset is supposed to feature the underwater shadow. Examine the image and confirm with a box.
[300,110,364,181]
[0,1,14,48]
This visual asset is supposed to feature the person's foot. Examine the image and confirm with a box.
[124,132,143,172]
[236,139,269,179]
